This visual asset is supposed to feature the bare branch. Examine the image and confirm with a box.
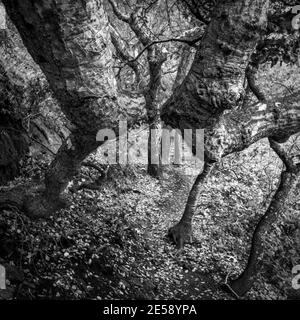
[181,0,211,25]
[273,82,294,95]
[107,0,131,23]
[269,139,295,172]
[82,161,107,174]
[246,65,267,102]
[129,36,201,63]
[110,26,146,91]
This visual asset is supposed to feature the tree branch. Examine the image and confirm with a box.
[162,0,270,129]
[206,93,300,161]
[107,0,131,23]
[181,0,211,25]
[246,65,267,102]
[269,139,295,171]
[129,36,201,63]
[163,91,300,162]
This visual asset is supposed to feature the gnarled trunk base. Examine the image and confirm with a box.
[226,163,300,297]
[168,161,215,248]
[0,184,68,218]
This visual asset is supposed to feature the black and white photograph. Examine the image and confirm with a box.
[0,0,299,307]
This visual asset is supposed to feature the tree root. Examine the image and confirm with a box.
[0,184,68,218]
[168,221,192,249]
[221,278,250,299]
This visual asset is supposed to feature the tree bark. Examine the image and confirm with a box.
[44,131,101,201]
[227,143,300,297]
[144,49,165,178]
[2,0,145,215]
[181,92,300,162]
[166,62,300,250]
[172,44,195,91]
[110,26,146,95]
[166,0,272,249]
[109,1,166,178]
[162,0,270,129]
[168,160,215,248]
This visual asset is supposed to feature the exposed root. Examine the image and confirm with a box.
[0,184,68,218]
[168,221,192,249]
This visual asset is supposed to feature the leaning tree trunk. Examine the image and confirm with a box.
[163,0,300,252]
[227,143,300,297]
[44,132,101,201]
[165,0,270,247]
[162,0,270,129]
[168,160,215,248]
[2,0,144,216]
[167,89,300,247]
[172,42,196,91]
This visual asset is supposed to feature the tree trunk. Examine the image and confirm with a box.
[162,0,270,129]
[2,0,144,215]
[164,0,299,253]
[168,160,215,248]
[172,44,196,91]
[44,132,100,201]
[147,115,162,178]
[145,48,166,178]
[108,2,167,178]
[227,161,300,297]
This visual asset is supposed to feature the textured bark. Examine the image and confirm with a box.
[168,160,215,248]
[128,6,167,178]
[0,12,54,184]
[172,44,195,91]
[44,131,101,200]
[0,110,29,185]
[180,0,214,24]
[144,49,165,178]
[147,115,162,178]
[2,0,145,212]
[2,0,119,131]
[110,27,146,94]
[0,183,62,218]
[227,145,300,297]
[166,0,300,263]
[246,64,267,102]
[167,90,300,251]
[0,9,69,155]
[0,185,28,212]
[171,26,203,91]
[204,93,300,161]
[163,89,300,162]
[109,1,166,178]
[162,0,269,129]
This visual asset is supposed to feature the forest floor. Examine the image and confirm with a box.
[0,143,299,300]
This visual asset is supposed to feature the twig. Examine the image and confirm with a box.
[0,126,56,155]
[107,0,131,23]
[273,82,293,94]
[129,37,201,63]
